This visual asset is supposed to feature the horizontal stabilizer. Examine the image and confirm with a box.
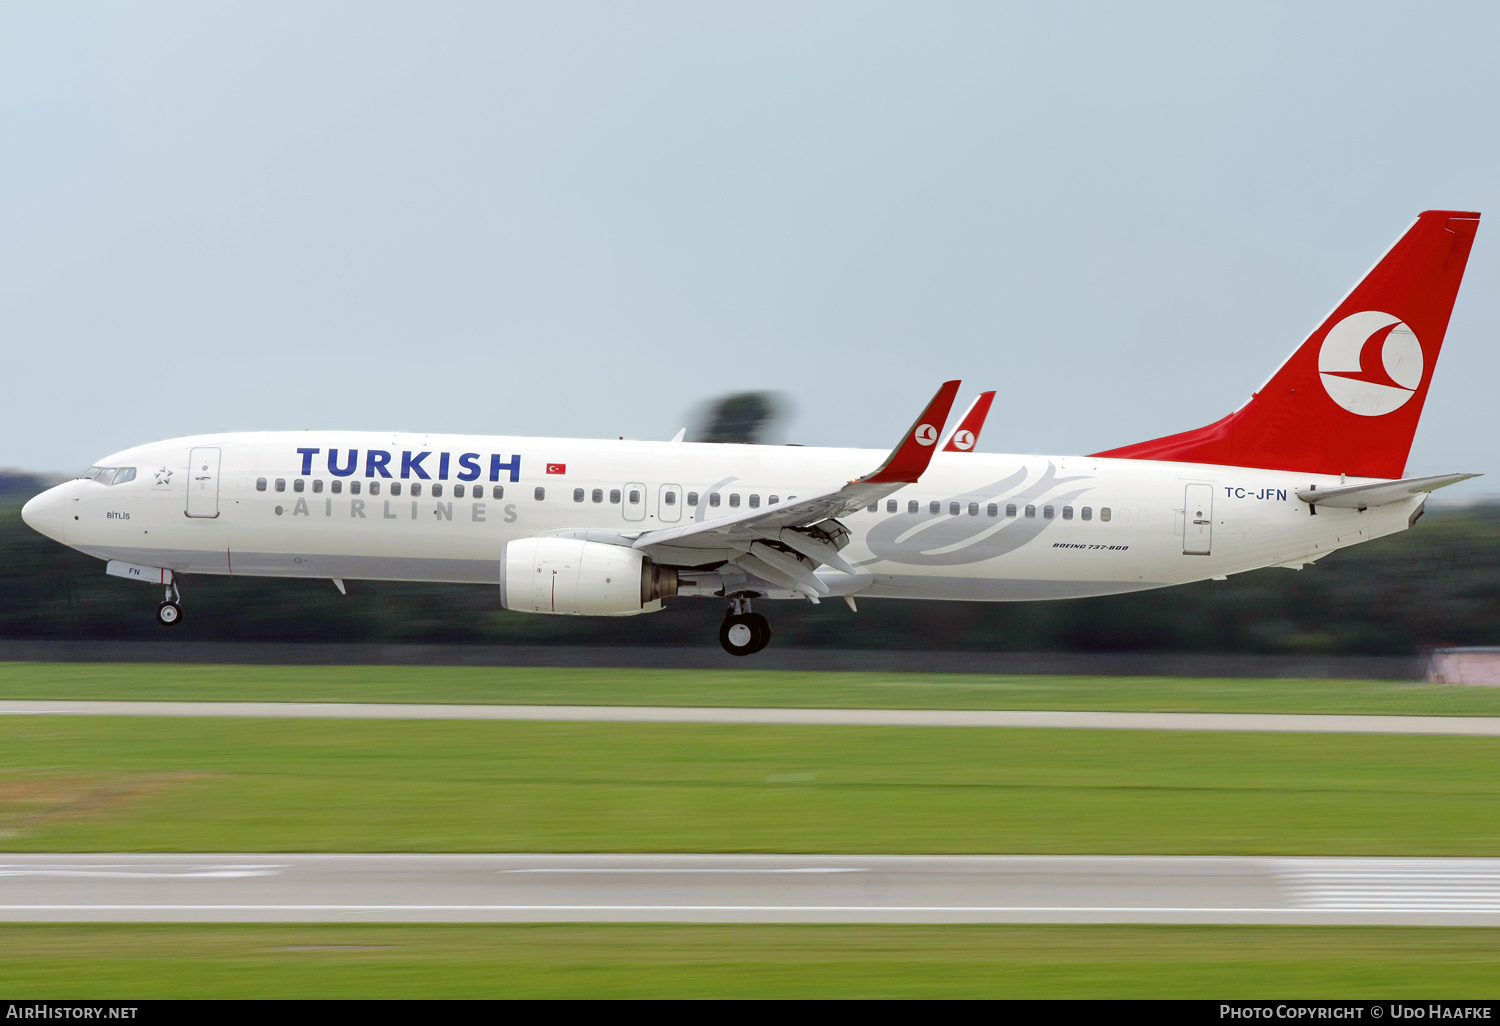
[1297,473,1480,510]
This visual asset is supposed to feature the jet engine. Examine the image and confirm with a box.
[500,537,679,616]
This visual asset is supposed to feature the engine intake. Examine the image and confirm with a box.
[501,537,677,616]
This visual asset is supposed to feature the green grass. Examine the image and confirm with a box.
[3,662,1499,715]
[3,716,1498,854]
[0,923,1496,998]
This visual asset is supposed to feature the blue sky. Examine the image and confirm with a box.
[3,2,1496,494]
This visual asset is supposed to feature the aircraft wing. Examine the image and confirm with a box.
[632,380,961,597]
[1297,473,1480,510]
[942,391,995,451]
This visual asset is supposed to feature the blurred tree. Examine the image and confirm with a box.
[3,468,1498,654]
[692,392,785,444]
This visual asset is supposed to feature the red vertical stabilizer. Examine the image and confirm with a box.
[1092,211,1480,479]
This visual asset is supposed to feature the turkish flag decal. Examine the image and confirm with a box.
[546,463,566,475]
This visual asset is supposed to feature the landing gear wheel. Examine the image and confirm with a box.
[156,601,183,627]
[745,613,770,652]
[718,613,771,656]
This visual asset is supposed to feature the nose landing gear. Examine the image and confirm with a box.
[156,579,183,628]
[719,594,770,656]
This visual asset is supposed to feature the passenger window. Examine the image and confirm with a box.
[431,483,442,497]
[929,500,941,514]
[411,483,422,497]
[592,488,603,503]
[275,479,286,492]
[769,495,779,504]
[350,480,362,495]
[312,480,323,494]
[1043,505,1054,519]
[1006,504,1017,517]
[629,489,641,504]
[453,484,464,498]
[728,494,739,508]
[369,481,380,495]
[968,502,979,516]
[293,479,304,493]
[748,494,759,508]
[535,487,546,501]
[256,478,267,492]
[908,500,919,514]
[1100,507,1112,522]
[611,489,622,504]
[886,500,897,513]
[114,468,136,484]
[987,503,998,517]
[944,502,956,515]
[1025,505,1035,518]
[491,486,502,499]
[331,480,342,495]
[391,482,402,496]
[687,492,699,506]
[666,491,678,505]
[472,485,484,499]
[1081,506,1092,520]
[867,503,877,512]
[573,488,585,502]
[1062,506,1073,520]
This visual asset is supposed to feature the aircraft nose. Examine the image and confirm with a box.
[20,486,68,544]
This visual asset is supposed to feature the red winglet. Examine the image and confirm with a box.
[860,380,962,484]
[942,391,996,451]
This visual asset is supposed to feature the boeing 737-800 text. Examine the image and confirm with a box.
[21,210,1482,655]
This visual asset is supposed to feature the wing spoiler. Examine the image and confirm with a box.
[1297,473,1480,510]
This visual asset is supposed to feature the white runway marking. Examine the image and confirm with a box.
[3,700,1499,735]
[497,867,865,874]
[0,864,284,879]
[1278,859,1500,911]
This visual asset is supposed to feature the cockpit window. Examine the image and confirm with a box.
[82,466,135,485]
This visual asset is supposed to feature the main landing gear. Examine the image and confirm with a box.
[719,594,770,657]
[156,579,183,628]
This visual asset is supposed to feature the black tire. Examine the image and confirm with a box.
[745,612,771,653]
[156,601,183,627]
[718,614,758,656]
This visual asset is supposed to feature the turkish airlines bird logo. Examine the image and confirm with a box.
[1318,311,1423,417]
[950,430,976,451]
[914,424,938,446]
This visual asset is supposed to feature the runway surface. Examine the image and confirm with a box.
[2,699,1499,735]
[2,854,1498,924]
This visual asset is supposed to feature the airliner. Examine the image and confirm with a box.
[21,210,1481,655]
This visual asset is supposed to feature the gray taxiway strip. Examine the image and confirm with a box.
[2,700,1500,735]
[1,854,1499,924]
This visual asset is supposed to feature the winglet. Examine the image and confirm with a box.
[859,380,962,484]
[942,391,996,452]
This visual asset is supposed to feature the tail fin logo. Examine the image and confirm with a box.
[1318,310,1424,417]
[949,430,976,451]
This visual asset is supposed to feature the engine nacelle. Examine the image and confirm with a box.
[500,537,678,616]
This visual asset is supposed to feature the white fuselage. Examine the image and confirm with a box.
[24,431,1418,604]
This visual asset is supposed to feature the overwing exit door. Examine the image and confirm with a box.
[186,447,221,519]
[622,482,646,522]
[658,484,683,523]
[1183,483,1212,555]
